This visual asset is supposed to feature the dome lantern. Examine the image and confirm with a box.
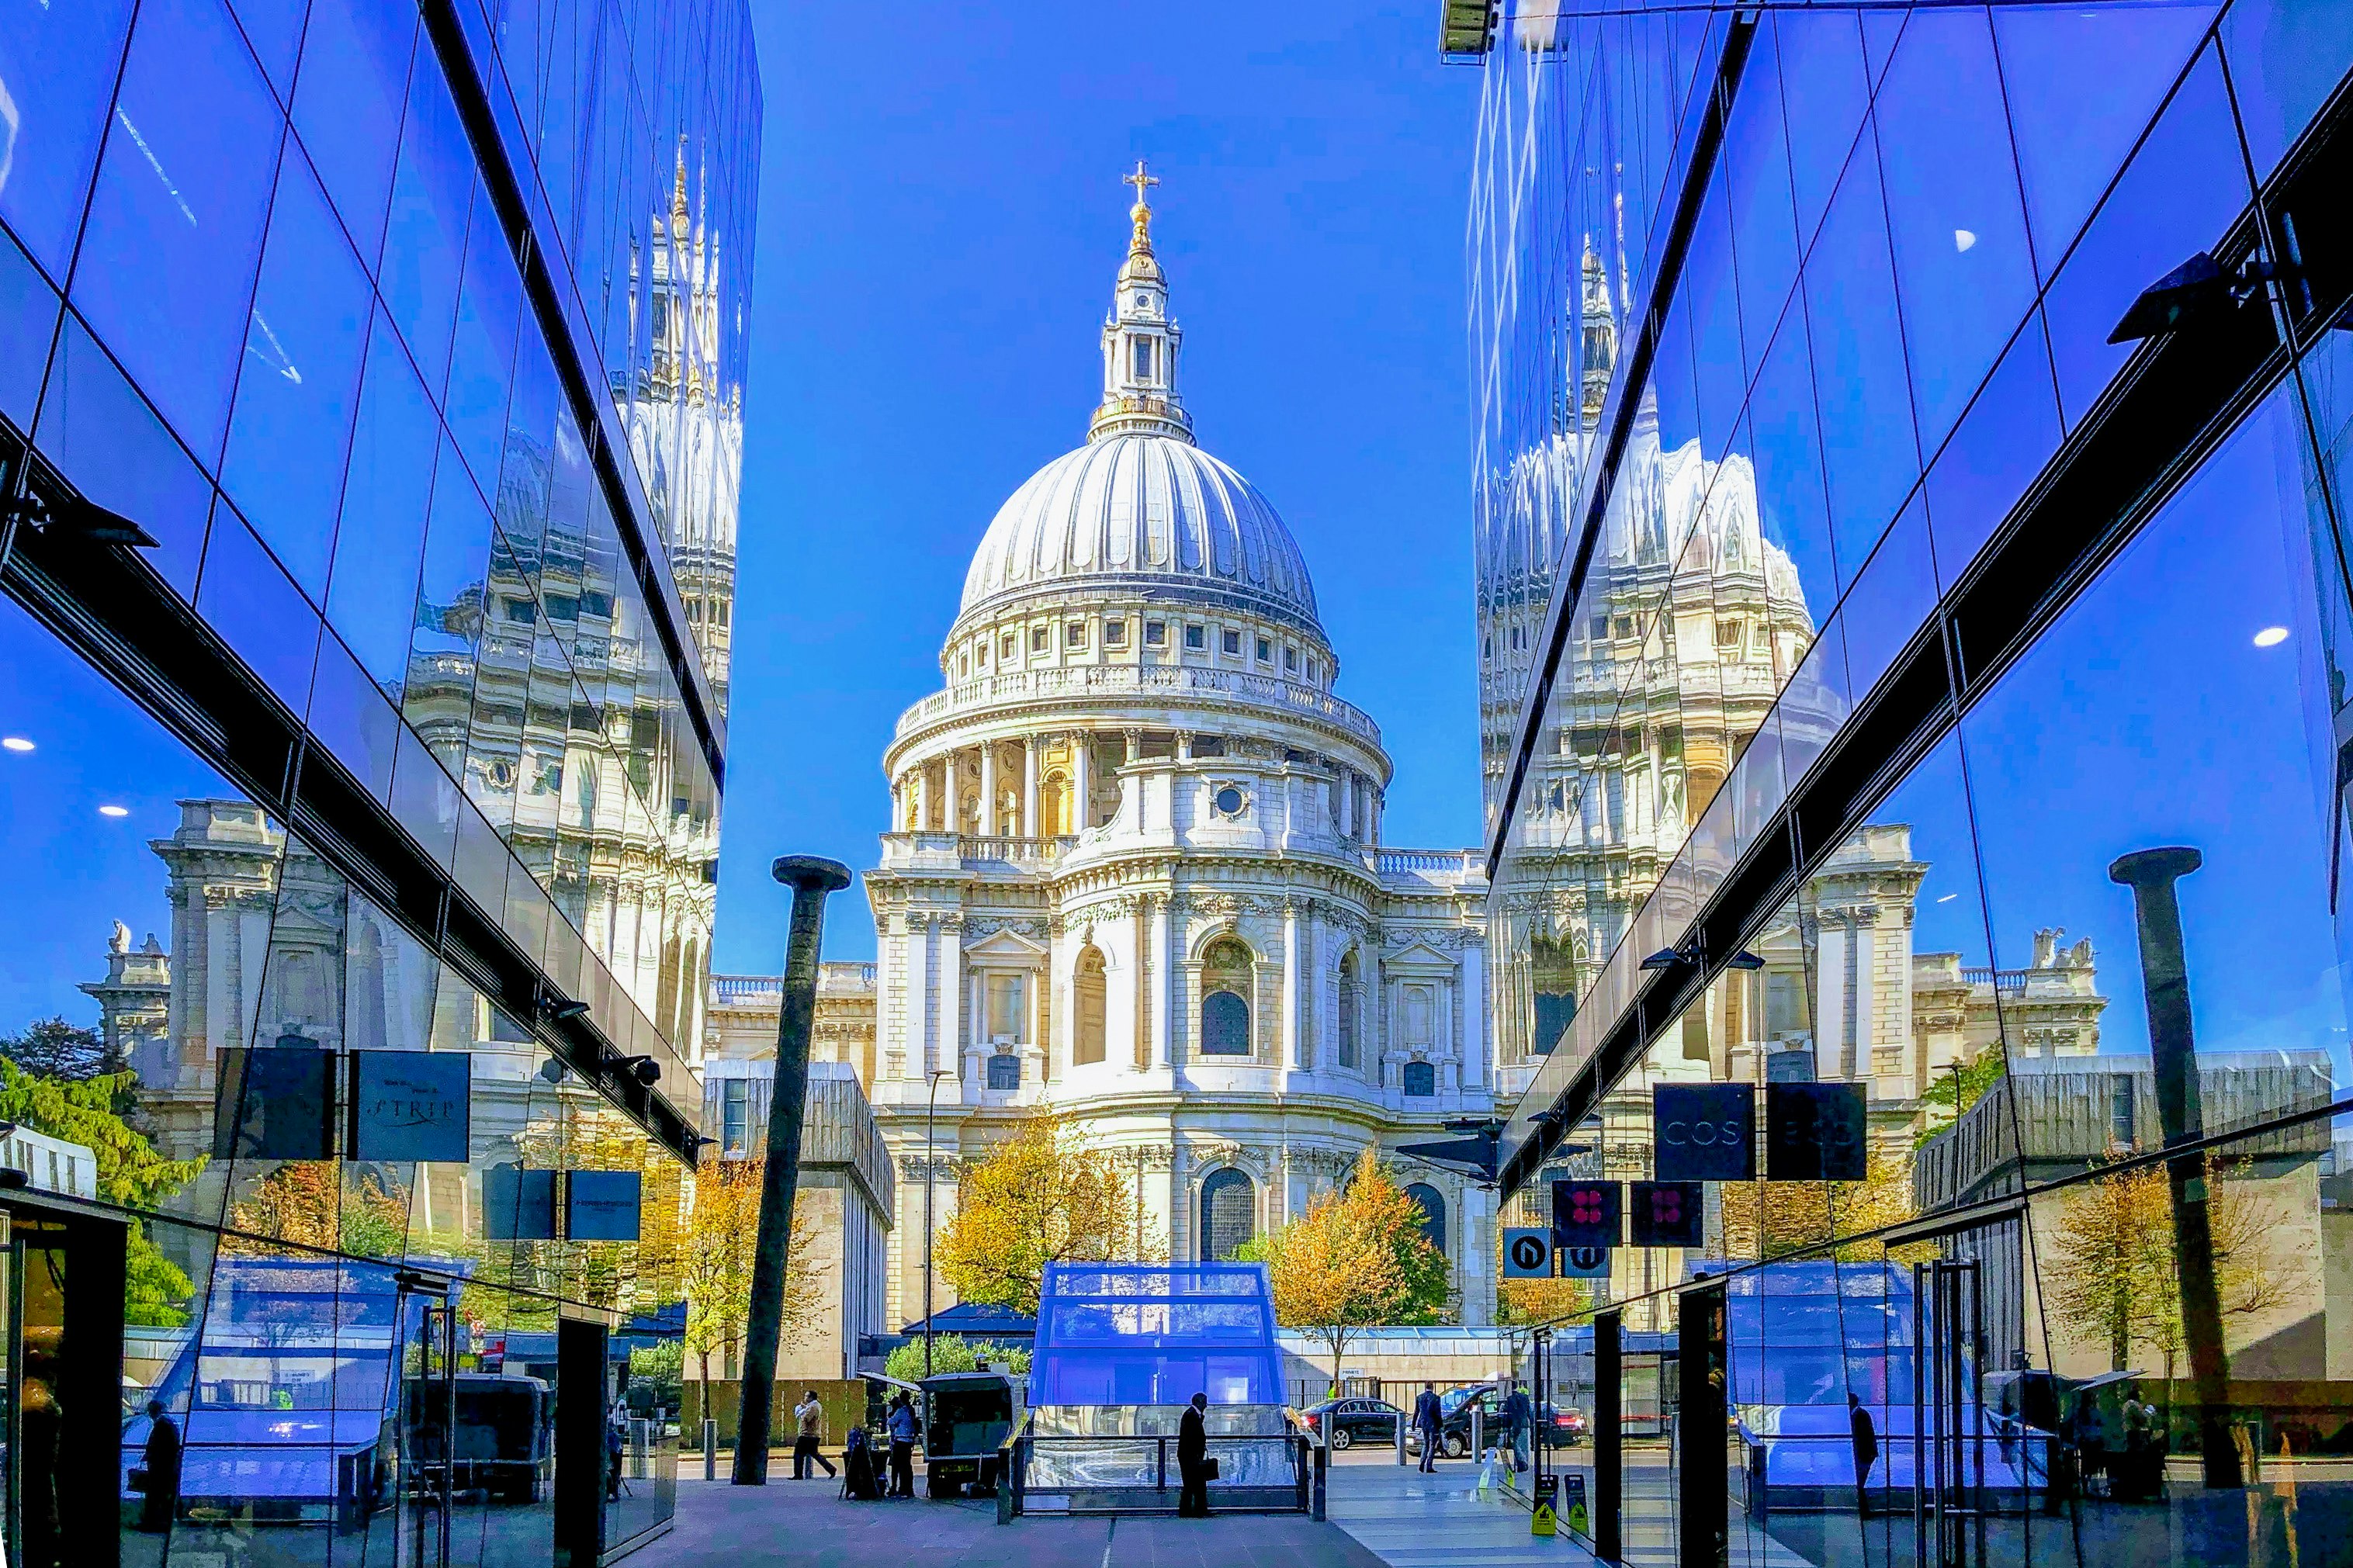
[1091,161,1192,444]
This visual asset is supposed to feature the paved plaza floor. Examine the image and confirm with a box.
[632,1473,1390,1568]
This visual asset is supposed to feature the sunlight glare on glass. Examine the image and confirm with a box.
[0,736,32,753]
[98,804,130,818]
[2254,625,2290,647]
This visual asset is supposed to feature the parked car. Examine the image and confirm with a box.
[1539,1403,1589,1445]
[1301,1397,1405,1450]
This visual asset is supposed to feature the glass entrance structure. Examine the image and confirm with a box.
[0,0,758,1565]
[1460,2,2353,1566]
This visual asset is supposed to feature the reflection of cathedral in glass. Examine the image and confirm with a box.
[623,151,747,717]
[1482,244,1820,1071]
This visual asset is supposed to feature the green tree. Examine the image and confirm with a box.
[0,1061,206,1324]
[0,1019,109,1081]
[884,1334,1030,1383]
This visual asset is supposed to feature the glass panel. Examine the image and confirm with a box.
[288,0,412,263]
[1803,119,1921,577]
[404,439,493,773]
[2040,45,2252,433]
[2220,0,2353,187]
[1992,2,2219,278]
[32,317,214,597]
[1922,313,2064,587]
[220,152,371,600]
[445,211,521,490]
[0,212,61,427]
[379,52,473,392]
[0,0,138,276]
[1872,6,2039,455]
[73,0,284,459]
[326,311,439,689]
[193,503,324,716]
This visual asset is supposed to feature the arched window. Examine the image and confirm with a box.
[1402,1061,1436,1097]
[1405,1184,1447,1255]
[1200,1168,1256,1260]
[1201,939,1253,1056]
[1073,946,1107,1065]
[1337,950,1360,1069]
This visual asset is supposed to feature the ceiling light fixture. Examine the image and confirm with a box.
[98,805,130,818]
[2254,625,2290,648]
[1,737,31,753]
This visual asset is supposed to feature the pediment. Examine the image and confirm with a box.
[1385,940,1454,972]
[964,927,1049,961]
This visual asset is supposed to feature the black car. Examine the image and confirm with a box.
[1301,1397,1405,1451]
[1401,1386,1494,1459]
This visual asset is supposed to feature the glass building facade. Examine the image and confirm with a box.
[1463,2,2353,1564]
[0,0,755,1563]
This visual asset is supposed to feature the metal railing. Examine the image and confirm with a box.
[892,664,1383,744]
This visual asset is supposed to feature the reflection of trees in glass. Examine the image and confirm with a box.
[883,1334,1028,1382]
[229,1162,407,1257]
[1241,1150,1450,1387]
[0,1063,204,1321]
[1496,1274,1592,1327]
[937,1118,1152,1314]
[1718,1149,1917,1262]
[2045,1154,2304,1383]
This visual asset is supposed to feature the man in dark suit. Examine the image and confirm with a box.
[1413,1383,1443,1473]
[1177,1393,1211,1517]
[1849,1394,1879,1517]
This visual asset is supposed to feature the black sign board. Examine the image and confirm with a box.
[486,1165,560,1241]
[566,1170,643,1241]
[348,1051,472,1162]
[1653,1084,1755,1182]
[213,1047,336,1160]
[1766,1082,1870,1181]
[1551,1179,1621,1248]
[1629,1180,1707,1248]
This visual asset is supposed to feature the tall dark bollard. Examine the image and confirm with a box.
[733,854,853,1485]
[2108,846,2240,1489]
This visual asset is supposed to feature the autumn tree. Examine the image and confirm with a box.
[936,1117,1152,1315]
[1720,1147,1918,1261]
[2045,1153,2303,1390]
[230,1162,410,1256]
[680,1158,827,1417]
[1244,1149,1451,1387]
[1496,1274,1593,1327]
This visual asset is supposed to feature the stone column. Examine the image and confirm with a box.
[1338,770,1355,836]
[1133,898,1152,1070]
[1460,936,1486,1091]
[945,918,969,1088]
[907,914,933,1077]
[979,742,998,836]
[914,763,934,833]
[1283,899,1305,1072]
[1073,732,1093,831]
[1023,737,1040,837]
[1150,896,1173,1068]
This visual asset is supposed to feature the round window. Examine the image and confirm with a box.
[1214,785,1245,816]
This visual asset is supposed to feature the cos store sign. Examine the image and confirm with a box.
[1653,1084,1755,1182]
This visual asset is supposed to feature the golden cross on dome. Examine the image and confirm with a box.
[1124,160,1159,204]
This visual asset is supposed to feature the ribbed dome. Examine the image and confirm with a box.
[958,433,1321,628]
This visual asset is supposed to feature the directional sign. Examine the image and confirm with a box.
[1502,1228,1554,1279]
[1654,1083,1756,1182]
[1558,1244,1612,1279]
[1767,1082,1870,1180]
[1552,1179,1622,1248]
[1630,1180,1706,1248]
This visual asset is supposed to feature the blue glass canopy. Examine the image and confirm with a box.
[1027,1262,1285,1407]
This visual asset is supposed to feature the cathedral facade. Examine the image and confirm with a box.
[711,175,1500,1328]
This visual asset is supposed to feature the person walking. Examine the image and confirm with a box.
[1848,1394,1880,1518]
[885,1390,920,1498]
[1502,1382,1533,1473]
[137,1400,182,1534]
[792,1390,837,1481]
[1177,1391,1211,1518]
[1413,1383,1443,1474]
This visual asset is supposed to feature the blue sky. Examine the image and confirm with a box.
[710,1,1487,968]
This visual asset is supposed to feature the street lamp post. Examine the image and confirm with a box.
[924,1067,953,1376]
